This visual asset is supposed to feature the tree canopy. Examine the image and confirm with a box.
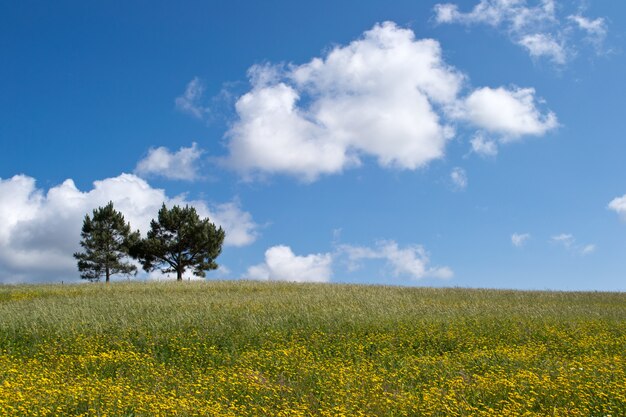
[133,204,225,281]
[73,202,140,283]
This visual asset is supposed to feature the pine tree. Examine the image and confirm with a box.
[134,204,225,281]
[74,202,140,283]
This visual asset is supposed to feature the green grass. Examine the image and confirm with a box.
[0,281,624,416]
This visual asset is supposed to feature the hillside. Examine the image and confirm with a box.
[0,281,624,416]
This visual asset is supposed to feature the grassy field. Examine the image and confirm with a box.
[0,281,624,416]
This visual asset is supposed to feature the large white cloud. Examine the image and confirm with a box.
[0,174,258,283]
[245,245,332,282]
[221,21,557,181]
[227,82,355,181]
[433,0,608,64]
[338,240,453,280]
[135,142,203,181]
[226,22,463,181]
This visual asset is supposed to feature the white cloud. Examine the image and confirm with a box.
[551,233,575,248]
[244,240,453,284]
[511,233,530,247]
[434,0,557,28]
[0,174,258,283]
[207,201,259,247]
[450,167,468,190]
[518,33,567,64]
[568,15,607,49]
[227,82,357,181]
[135,142,203,181]
[460,87,558,139]
[175,77,209,119]
[224,21,556,181]
[580,244,596,256]
[568,15,606,36]
[226,22,463,181]
[339,240,453,280]
[245,245,332,282]
[470,134,498,156]
[551,233,595,256]
[608,194,626,221]
[433,4,462,24]
[434,0,608,64]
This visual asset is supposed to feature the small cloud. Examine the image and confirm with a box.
[450,167,468,190]
[551,233,595,256]
[135,143,203,181]
[580,244,596,256]
[338,240,453,280]
[433,0,609,65]
[470,134,498,157]
[206,200,259,247]
[332,228,342,243]
[433,3,461,24]
[459,86,558,139]
[511,233,530,247]
[568,15,607,49]
[608,194,626,221]
[518,33,567,65]
[175,77,209,119]
[551,233,575,248]
[245,245,333,282]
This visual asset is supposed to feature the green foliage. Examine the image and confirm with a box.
[134,204,225,281]
[73,202,140,283]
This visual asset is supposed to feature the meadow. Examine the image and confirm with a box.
[0,281,624,416]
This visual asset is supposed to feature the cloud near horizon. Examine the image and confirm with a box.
[0,174,259,283]
[245,245,333,282]
[243,239,452,283]
[550,233,595,256]
[338,240,453,280]
[217,21,557,181]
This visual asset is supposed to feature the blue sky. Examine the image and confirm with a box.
[1,0,625,290]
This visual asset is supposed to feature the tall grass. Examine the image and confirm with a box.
[0,281,624,416]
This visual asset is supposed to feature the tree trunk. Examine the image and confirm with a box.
[105,266,110,284]
[177,268,182,281]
